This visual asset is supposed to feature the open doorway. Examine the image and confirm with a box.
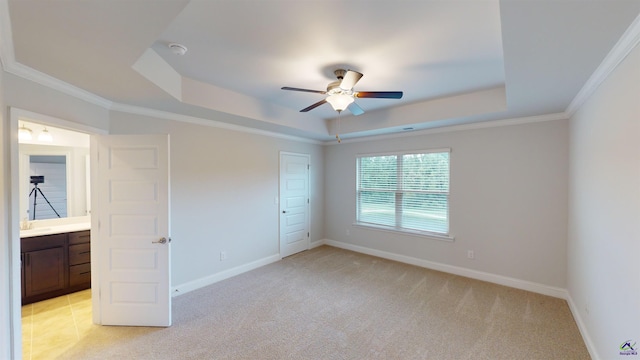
[10,108,105,359]
[9,109,173,357]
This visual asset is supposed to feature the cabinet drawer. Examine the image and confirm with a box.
[69,230,90,245]
[69,243,90,265]
[21,233,66,252]
[69,263,91,287]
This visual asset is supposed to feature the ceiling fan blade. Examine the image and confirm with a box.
[340,70,363,90]
[355,91,403,99]
[281,86,326,94]
[300,99,327,112]
[348,102,365,116]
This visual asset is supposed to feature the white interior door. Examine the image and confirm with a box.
[95,134,171,326]
[279,152,310,258]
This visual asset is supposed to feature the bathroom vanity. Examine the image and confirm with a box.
[21,225,91,305]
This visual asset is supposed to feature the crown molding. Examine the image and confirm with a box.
[110,102,324,145]
[326,112,569,145]
[0,0,113,108]
[5,61,114,109]
[566,13,640,116]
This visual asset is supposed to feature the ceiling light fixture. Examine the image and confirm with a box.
[168,43,188,56]
[38,127,53,142]
[326,94,354,112]
[18,123,32,141]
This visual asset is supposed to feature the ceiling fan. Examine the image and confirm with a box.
[281,69,403,116]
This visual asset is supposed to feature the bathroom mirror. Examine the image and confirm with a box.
[18,121,91,221]
[28,155,68,219]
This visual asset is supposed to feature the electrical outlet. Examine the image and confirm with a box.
[467,250,475,259]
[220,251,227,261]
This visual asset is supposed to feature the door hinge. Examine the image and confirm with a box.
[307,198,309,204]
[307,232,310,238]
[307,164,310,170]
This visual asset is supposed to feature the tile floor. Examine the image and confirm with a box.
[21,290,94,360]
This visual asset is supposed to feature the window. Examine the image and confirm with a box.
[356,149,450,237]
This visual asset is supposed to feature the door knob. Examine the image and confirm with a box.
[282,210,287,213]
[153,237,169,244]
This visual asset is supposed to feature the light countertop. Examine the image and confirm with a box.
[20,219,91,238]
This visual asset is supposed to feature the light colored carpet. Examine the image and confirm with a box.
[59,246,590,359]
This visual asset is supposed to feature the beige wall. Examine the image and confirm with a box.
[568,44,640,358]
[324,119,570,289]
[108,111,325,288]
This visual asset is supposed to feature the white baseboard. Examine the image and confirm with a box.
[322,239,568,299]
[310,240,324,249]
[172,253,281,296]
[566,293,600,360]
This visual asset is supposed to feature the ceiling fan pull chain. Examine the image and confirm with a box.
[336,111,342,143]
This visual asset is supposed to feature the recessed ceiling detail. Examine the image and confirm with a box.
[4,0,640,141]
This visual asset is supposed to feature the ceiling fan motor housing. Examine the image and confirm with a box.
[327,81,349,95]
[334,69,347,80]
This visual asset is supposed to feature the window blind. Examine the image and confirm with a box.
[357,150,450,235]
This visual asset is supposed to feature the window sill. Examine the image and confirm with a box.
[353,223,455,242]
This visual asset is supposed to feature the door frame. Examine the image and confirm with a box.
[278,151,311,258]
[7,108,107,357]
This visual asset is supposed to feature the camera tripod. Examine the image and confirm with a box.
[28,182,61,220]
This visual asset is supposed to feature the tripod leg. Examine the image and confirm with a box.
[32,187,38,220]
[36,187,61,218]
[28,187,36,220]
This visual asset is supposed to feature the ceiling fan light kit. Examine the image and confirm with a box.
[326,93,354,112]
[281,68,403,115]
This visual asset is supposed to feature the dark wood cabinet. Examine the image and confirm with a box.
[24,246,66,297]
[68,242,91,287]
[21,230,91,305]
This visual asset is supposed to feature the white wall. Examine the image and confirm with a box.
[108,111,324,289]
[568,44,640,359]
[324,119,569,289]
[0,65,15,359]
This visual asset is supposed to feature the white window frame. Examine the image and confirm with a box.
[355,148,453,241]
